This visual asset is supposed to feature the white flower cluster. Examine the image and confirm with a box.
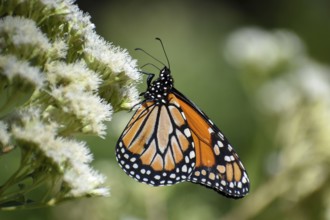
[0,15,51,52]
[258,59,330,113]
[0,121,10,148]
[223,27,330,218]
[224,27,330,114]
[0,54,44,88]
[47,60,112,137]
[224,27,305,74]
[84,31,140,81]
[11,107,108,197]
[83,31,140,110]
[0,0,140,208]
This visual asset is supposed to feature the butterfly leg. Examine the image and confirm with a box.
[139,71,155,87]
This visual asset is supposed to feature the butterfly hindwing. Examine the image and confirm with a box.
[173,88,250,198]
[116,94,196,186]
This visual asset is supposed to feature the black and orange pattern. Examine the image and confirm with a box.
[116,62,250,198]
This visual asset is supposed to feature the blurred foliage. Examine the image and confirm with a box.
[1,0,330,219]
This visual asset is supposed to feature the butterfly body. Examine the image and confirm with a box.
[143,67,173,104]
[116,44,250,198]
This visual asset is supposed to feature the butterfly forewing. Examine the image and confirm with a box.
[174,89,250,198]
[116,94,196,186]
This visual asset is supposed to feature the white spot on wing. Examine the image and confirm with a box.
[229,182,234,188]
[184,128,191,137]
[185,156,190,163]
[181,112,186,120]
[224,156,231,162]
[182,165,188,172]
[213,145,220,155]
[217,140,224,147]
[189,151,195,159]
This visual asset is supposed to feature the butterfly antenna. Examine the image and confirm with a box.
[135,48,166,68]
[155,37,170,69]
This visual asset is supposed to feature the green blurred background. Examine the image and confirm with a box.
[1,0,330,219]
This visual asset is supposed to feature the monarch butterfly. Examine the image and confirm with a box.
[116,38,250,198]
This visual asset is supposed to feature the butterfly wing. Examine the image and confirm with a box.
[172,88,250,198]
[116,93,196,186]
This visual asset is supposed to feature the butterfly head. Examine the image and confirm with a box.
[144,66,174,104]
